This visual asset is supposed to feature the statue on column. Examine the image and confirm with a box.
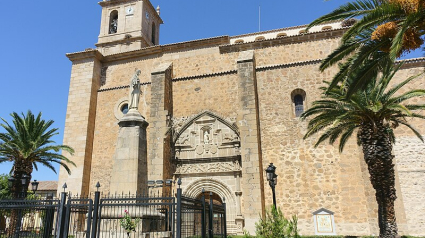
[129,69,142,110]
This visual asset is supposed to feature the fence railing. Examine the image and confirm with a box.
[0,183,227,238]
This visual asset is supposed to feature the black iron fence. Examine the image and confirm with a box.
[0,183,226,238]
[0,198,60,238]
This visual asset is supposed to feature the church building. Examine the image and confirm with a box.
[58,0,425,235]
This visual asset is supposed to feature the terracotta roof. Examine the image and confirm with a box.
[34,181,58,191]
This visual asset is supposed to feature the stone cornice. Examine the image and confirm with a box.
[173,69,237,82]
[95,35,147,48]
[220,28,347,54]
[69,27,347,63]
[66,49,104,62]
[98,81,151,92]
[101,36,229,62]
[396,57,425,69]
[230,20,343,39]
[99,0,138,7]
[96,56,425,93]
[256,59,322,71]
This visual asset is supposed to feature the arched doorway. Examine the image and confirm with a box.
[173,111,244,235]
[196,192,223,205]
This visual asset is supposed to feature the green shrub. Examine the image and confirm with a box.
[255,206,299,238]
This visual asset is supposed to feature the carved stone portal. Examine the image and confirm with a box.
[173,112,240,161]
[173,111,244,234]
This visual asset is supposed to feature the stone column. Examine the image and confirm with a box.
[235,172,244,235]
[109,109,149,194]
[58,50,103,196]
[235,173,243,217]
[236,50,265,234]
[148,63,173,186]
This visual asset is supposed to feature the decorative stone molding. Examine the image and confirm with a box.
[182,178,237,216]
[175,159,241,175]
[172,110,239,143]
[173,111,240,160]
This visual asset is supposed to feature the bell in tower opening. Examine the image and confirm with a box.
[109,10,118,34]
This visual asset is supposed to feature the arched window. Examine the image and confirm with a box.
[291,89,306,117]
[255,36,265,41]
[294,95,304,117]
[299,29,306,34]
[234,39,244,44]
[109,10,118,34]
[321,26,332,31]
[151,22,156,44]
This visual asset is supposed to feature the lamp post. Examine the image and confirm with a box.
[265,163,278,209]
[31,180,39,197]
[7,175,36,199]
[20,174,31,198]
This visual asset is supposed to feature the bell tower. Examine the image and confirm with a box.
[96,0,163,55]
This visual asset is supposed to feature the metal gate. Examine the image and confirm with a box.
[0,182,227,238]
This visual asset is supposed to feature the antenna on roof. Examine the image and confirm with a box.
[259,5,261,32]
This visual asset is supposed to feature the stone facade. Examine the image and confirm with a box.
[58,0,425,235]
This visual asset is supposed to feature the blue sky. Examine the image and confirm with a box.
[0,0,422,181]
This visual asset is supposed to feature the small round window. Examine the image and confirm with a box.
[121,104,129,114]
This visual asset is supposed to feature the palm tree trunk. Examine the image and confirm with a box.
[359,121,398,238]
[8,159,33,236]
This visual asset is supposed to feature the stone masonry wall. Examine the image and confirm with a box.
[392,66,425,235]
[256,63,374,235]
[59,54,101,196]
[63,29,425,236]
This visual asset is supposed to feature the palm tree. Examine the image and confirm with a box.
[306,0,425,95]
[301,63,425,237]
[0,111,75,198]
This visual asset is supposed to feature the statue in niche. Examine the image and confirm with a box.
[204,131,210,144]
[129,69,141,110]
[110,18,118,34]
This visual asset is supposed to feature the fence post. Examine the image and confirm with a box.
[43,194,55,238]
[62,198,72,238]
[209,192,213,238]
[13,208,23,238]
[223,198,227,238]
[91,189,101,238]
[201,189,206,238]
[56,191,68,238]
[176,179,182,238]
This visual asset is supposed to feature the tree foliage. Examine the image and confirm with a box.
[301,63,425,237]
[0,111,75,198]
[301,63,425,151]
[0,174,11,199]
[307,0,425,96]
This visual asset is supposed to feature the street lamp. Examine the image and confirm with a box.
[21,174,31,198]
[31,180,39,193]
[265,163,278,209]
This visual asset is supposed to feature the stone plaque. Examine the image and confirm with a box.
[313,208,336,235]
